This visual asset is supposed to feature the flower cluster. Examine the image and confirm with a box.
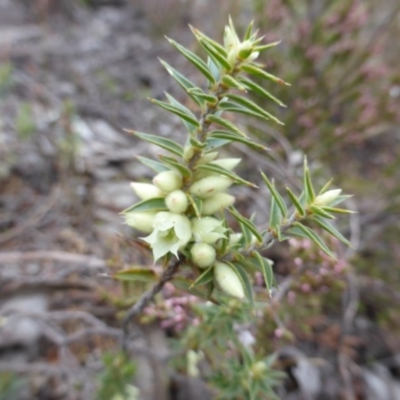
[125,153,245,298]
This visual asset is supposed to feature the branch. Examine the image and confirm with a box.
[121,258,183,351]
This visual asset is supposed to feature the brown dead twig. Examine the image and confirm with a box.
[121,258,183,352]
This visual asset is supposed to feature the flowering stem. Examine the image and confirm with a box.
[121,258,183,351]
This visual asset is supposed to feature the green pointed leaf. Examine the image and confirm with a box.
[122,197,167,214]
[205,137,232,151]
[151,97,200,128]
[269,196,282,229]
[219,101,282,124]
[241,64,290,86]
[187,88,218,104]
[290,222,336,259]
[303,157,315,204]
[318,178,334,195]
[224,94,284,125]
[237,76,286,107]
[197,38,231,70]
[206,114,246,137]
[239,221,253,248]
[228,262,254,306]
[286,187,306,217]
[166,37,216,84]
[321,206,356,214]
[187,194,203,218]
[190,25,228,57]
[209,130,268,151]
[310,215,352,247]
[190,265,214,288]
[221,75,247,91]
[126,130,184,157]
[114,267,157,282]
[252,252,274,291]
[260,172,287,217]
[136,156,169,173]
[158,155,192,178]
[253,41,281,52]
[309,205,335,219]
[228,207,263,243]
[243,20,254,41]
[158,59,204,106]
[207,57,220,82]
[196,163,257,187]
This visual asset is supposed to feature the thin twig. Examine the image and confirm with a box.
[121,258,183,351]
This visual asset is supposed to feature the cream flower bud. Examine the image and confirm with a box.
[214,261,244,299]
[229,232,243,247]
[211,158,241,171]
[124,211,156,233]
[191,242,216,268]
[183,145,195,161]
[224,26,239,52]
[314,189,342,206]
[130,182,163,200]
[195,152,219,166]
[202,193,235,215]
[189,176,233,199]
[165,190,189,214]
[153,170,183,193]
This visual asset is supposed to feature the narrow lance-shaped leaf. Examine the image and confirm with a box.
[260,172,287,217]
[221,75,247,91]
[269,195,281,230]
[290,222,336,259]
[253,41,281,52]
[206,114,247,137]
[166,37,216,84]
[243,19,254,41]
[158,155,192,178]
[228,207,263,243]
[190,265,214,288]
[125,130,184,157]
[309,205,335,219]
[114,267,157,283]
[197,38,231,70]
[237,76,286,107]
[321,206,356,214]
[241,64,291,86]
[158,59,204,106]
[187,88,218,104]
[310,215,352,247]
[136,156,170,173]
[326,195,353,207]
[151,96,200,128]
[122,197,167,214]
[219,101,272,121]
[228,262,254,306]
[303,157,315,204]
[225,93,284,125]
[187,194,203,218]
[318,178,334,195]
[196,163,257,187]
[286,187,305,217]
[253,251,274,292]
[209,130,269,152]
[190,25,228,57]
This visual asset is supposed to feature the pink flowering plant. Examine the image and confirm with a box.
[117,18,354,399]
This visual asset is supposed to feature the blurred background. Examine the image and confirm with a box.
[0,0,399,399]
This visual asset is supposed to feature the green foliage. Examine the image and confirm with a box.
[0,373,25,400]
[96,352,138,400]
